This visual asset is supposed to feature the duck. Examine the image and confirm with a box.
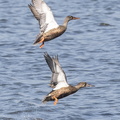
[42,52,94,105]
[28,0,80,48]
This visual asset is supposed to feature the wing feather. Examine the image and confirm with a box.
[29,0,59,33]
[44,52,69,90]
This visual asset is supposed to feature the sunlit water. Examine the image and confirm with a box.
[0,0,120,120]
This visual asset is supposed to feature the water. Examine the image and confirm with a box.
[0,0,120,119]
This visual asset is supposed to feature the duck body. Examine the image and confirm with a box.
[35,25,66,44]
[43,85,77,102]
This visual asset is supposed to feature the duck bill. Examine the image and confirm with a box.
[73,17,80,20]
[86,83,94,87]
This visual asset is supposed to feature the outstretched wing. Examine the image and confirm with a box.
[44,52,69,90]
[28,0,59,33]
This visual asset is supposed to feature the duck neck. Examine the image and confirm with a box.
[74,84,82,90]
[63,18,69,27]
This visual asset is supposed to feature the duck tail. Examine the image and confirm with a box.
[42,96,52,103]
[33,33,43,44]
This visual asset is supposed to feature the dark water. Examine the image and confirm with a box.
[0,0,120,119]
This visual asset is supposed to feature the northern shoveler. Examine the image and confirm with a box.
[28,0,80,48]
[42,53,94,105]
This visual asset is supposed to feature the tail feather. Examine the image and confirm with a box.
[34,34,42,44]
[42,96,53,103]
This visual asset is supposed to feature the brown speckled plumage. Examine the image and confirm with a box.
[43,86,77,102]
[34,26,66,44]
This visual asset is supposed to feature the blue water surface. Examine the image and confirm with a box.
[0,0,120,119]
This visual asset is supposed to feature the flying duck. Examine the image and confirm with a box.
[28,0,80,48]
[42,52,94,105]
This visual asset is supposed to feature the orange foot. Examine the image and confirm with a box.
[39,37,45,48]
[39,37,44,43]
[40,42,44,48]
[52,96,58,105]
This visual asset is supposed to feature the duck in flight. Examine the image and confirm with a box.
[42,53,94,105]
[28,0,80,48]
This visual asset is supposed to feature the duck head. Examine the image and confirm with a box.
[63,16,80,26]
[66,16,80,21]
[75,82,94,90]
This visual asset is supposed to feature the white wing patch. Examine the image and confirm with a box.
[53,60,69,90]
[41,1,59,32]
[53,82,69,90]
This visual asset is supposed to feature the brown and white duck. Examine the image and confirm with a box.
[28,0,80,48]
[42,52,94,105]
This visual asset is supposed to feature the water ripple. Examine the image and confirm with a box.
[0,0,120,120]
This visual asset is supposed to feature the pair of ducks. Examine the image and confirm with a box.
[28,0,94,105]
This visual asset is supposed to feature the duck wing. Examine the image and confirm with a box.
[28,0,59,33]
[44,52,69,90]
